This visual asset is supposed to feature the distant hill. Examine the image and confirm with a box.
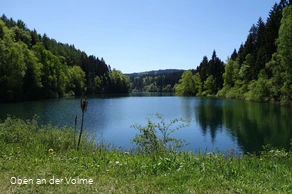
[126,69,186,92]
[125,69,185,77]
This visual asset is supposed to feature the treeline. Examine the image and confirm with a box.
[218,1,292,105]
[175,50,224,96]
[129,71,184,92]
[175,0,292,105]
[0,15,130,102]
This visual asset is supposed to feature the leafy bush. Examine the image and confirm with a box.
[244,78,270,102]
[131,113,190,155]
[216,86,230,97]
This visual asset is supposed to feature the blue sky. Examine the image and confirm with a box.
[1,0,279,73]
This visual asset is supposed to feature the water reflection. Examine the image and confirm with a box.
[1,95,291,154]
[130,92,175,97]
[194,98,292,153]
[195,98,224,143]
[0,99,80,126]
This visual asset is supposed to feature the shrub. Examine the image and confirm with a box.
[131,113,190,155]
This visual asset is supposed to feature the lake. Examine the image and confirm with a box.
[1,93,291,154]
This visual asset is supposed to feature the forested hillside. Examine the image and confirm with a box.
[175,0,292,105]
[126,69,184,78]
[0,15,130,102]
[128,70,184,92]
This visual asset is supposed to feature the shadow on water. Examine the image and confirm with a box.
[195,98,224,143]
[194,97,292,153]
[92,92,175,98]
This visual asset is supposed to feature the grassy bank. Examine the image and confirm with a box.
[0,117,291,193]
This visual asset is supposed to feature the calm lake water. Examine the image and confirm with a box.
[1,93,291,154]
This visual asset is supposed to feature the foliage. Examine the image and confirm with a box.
[0,16,130,102]
[216,3,292,105]
[129,70,184,93]
[174,70,204,96]
[131,113,190,154]
[0,116,95,152]
[174,70,196,96]
[192,72,203,95]
[173,3,292,105]
[108,69,130,93]
[175,50,225,97]
[277,4,292,103]
[223,59,238,87]
[68,65,86,95]
[202,75,216,96]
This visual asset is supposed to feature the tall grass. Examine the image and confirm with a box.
[0,116,95,154]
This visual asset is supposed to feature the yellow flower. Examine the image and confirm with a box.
[92,152,95,155]
[49,148,54,154]
[125,152,130,155]
[260,158,263,161]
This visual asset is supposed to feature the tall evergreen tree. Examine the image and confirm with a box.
[230,49,238,61]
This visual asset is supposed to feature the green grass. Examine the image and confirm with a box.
[0,116,291,193]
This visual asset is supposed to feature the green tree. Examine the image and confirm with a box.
[198,56,209,84]
[278,5,292,82]
[265,53,284,102]
[0,22,26,101]
[174,70,196,96]
[69,65,86,95]
[239,54,252,82]
[162,84,173,92]
[192,72,202,95]
[245,72,270,102]
[223,59,236,87]
[108,69,130,93]
[32,42,68,98]
[22,46,43,99]
[277,5,292,103]
[230,49,238,61]
[12,26,32,47]
[203,75,216,96]
[93,75,102,93]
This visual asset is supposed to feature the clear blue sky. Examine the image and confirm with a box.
[0,0,279,73]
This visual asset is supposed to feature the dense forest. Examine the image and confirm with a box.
[0,15,130,102]
[175,0,292,105]
[127,70,184,92]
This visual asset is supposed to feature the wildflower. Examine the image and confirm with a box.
[49,148,54,154]
[92,152,95,155]
[260,157,263,161]
[125,152,130,155]
[115,161,120,165]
